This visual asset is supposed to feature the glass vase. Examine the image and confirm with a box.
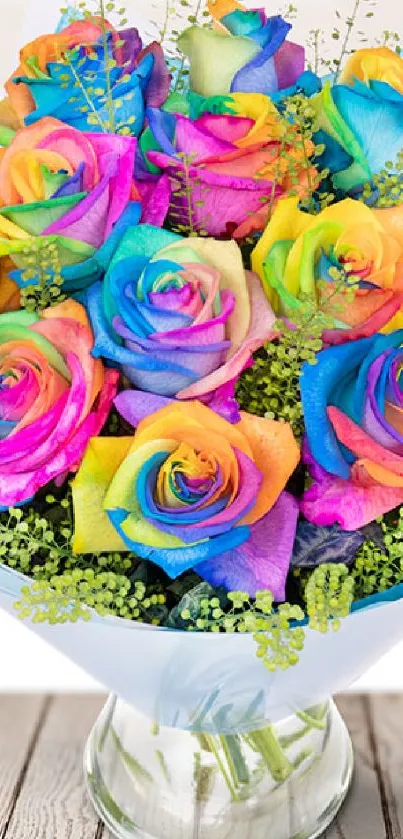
[84,693,353,839]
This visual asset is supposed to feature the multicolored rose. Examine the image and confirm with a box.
[139,93,317,239]
[313,47,403,193]
[85,223,275,421]
[72,401,300,596]
[0,299,118,508]
[5,18,170,135]
[300,329,403,530]
[252,197,403,341]
[0,115,139,304]
[178,0,304,98]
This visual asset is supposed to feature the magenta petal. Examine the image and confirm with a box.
[274,41,305,90]
[147,154,280,237]
[196,492,299,599]
[301,439,403,529]
[175,116,236,161]
[0,393,68,466]
[115,390,172,427]
[300,472,403,530]
[4,352,86,473]
[195,114,254,143]
[138,174,171,227]
[202,379,241,423]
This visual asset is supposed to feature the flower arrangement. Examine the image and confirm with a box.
[0,0,400,663]
[1,2,403,835]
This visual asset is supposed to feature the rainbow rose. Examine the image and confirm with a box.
[0,299,118,509]
[72,401,300,596]
[0,116,138,304]
[313,47,403,193]
[85,224,275,421]
[252,197,403,341]
[139,93,316,239]
[178,0,304,98]
[5,18,170,134]
[300,330,403,530]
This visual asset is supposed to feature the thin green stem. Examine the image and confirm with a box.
[160,0,171,46]
[247,726,294,783]
[202,735,240,801]
[334,0,361,81]
[64,52,106,131]
[99,0,116,132]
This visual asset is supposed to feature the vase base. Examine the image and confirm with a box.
[84,696,354,839]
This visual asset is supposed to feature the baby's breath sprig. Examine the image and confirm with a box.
[332,0,377,78]
[0,492,167,625]
[282,94,333,213]
[304,564,355,633]
[352,510,403,598]
[15,574,167,625]
[236,327,321,440]
[181,590,306,672]
[236,267,356,437]
[378,29,402,54]
[168,152,210,237]
[360,151,403,208]
[279,3,298,21]
[307,29,326,75]
[19,238,66,312]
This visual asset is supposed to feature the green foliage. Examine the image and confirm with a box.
[168,152,211,237]
[361,151,403,208]
[378,29,402,54]
[167,581,220,628]
[20,238,66,312]
[237,261,358,438]
[307,0,378,76]
[282,94,331,214]
[0,492,167,625]
[352,511,403,598]
[304,563,355,633]
[15,574,166,624]
[179,589,306,672]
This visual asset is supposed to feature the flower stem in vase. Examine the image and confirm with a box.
[246,726,294,783]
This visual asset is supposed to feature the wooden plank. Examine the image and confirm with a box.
[3,695,105,839]
[0,695,49,838]
[366,694,403,839]
[324,694,386,839]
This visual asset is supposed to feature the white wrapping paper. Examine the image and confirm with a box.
[0,564,403,730]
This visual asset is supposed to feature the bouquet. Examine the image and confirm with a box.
[0,1,403,837]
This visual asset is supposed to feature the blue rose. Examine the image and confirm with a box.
[7,22,170,135]
[313,47,403,193]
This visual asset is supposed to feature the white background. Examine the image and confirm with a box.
[0,0,402,691]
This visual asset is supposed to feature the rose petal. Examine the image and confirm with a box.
[197,491,298,598]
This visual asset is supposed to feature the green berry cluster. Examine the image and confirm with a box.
[305,564,355,633]
[181,590,306,672]
[352,511,403,598]
[19,238,66,312]
[15,574,166,625]
[0,492,166,625]
[361,151,403,208]
[236,316,322,439]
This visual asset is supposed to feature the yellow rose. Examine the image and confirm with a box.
[252,197,403,341]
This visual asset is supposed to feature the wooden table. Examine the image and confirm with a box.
[0,694,401,838]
